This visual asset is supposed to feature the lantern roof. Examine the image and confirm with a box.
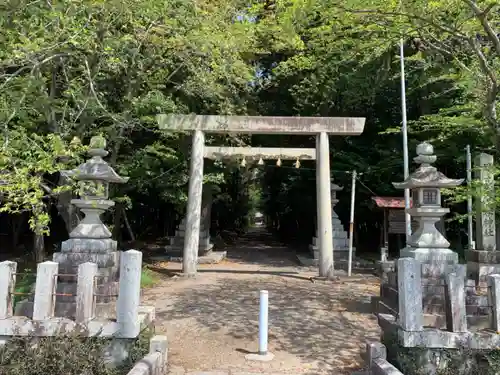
[331,182,343,191]
[62,136,129,184]
[393,142,463,190]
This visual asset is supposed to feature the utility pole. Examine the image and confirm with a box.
[400,36,411,244]
[348,170,357,277]
[466,145,474,249]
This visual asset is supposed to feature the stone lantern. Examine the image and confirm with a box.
[372,142,465,329]
[393,142,463,262]
[53,135,128,318]
[330,182,343,220]
[62,135,129,242]
[310,179,352,263]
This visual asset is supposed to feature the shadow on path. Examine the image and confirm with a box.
[153,276,378,374]
[145,227,380,374]
[222,228,302,268]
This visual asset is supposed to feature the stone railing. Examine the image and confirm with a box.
[379,257,500,350]
[0,250,147,338]
[352,342,405,375]
[127,335,168,375]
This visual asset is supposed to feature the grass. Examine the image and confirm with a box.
[140,266,160,288]
[13,269,36,309]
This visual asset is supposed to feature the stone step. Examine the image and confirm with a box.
[296,254,368,269]
[165,243,214,256]
[169,236,212,247]
[175,229,209,238]
[313,231,348,242]
[310,240,350,249]
[310,245,355,253]
[178,223,207,231]
[153,250,226,265]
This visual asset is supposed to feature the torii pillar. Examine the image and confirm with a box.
[157,115,366,277]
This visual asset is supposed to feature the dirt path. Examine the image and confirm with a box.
[143,230,380,375]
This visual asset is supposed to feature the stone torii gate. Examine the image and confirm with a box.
[157,114,366,277]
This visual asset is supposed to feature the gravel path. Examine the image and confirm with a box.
[143,230,380,375]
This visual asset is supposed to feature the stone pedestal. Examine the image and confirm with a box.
[50,237,120,319]
[467,153,498,284]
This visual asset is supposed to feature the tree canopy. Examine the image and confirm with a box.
[0,0,498,259]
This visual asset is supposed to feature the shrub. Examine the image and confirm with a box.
[0,328,152,375]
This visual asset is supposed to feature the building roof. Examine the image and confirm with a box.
[371,196,413,209]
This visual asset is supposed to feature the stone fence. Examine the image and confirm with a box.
[0,249,145,339]
[127,335,168,375]
[353,342,404,375]
[379,257,500,350]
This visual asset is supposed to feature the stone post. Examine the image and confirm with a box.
[75,262,98,324]
[33,261,58,321]
[117,250,142,338]
[487,274,500,332]
[475,153,496,250]
[467,153,500,284]
[0,261,17,319]
[183,130,205,276]
[317,132,334,278]
[444,272,467,332]
[397,258,423,331]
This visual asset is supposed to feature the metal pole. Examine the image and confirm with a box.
[258,290,269,355]
[400,37,412,244]
[466,145,474,249]
[348,170,357,277]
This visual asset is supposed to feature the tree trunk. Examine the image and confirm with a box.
[123,209,135,241]
[33,231,45,263]
[113,203,123,244]
[56,174,80,236]
[11,213,26,248]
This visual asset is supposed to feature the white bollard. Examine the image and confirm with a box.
[245,289,274,362]
[117,250,143,338]
[258,290,269,355]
